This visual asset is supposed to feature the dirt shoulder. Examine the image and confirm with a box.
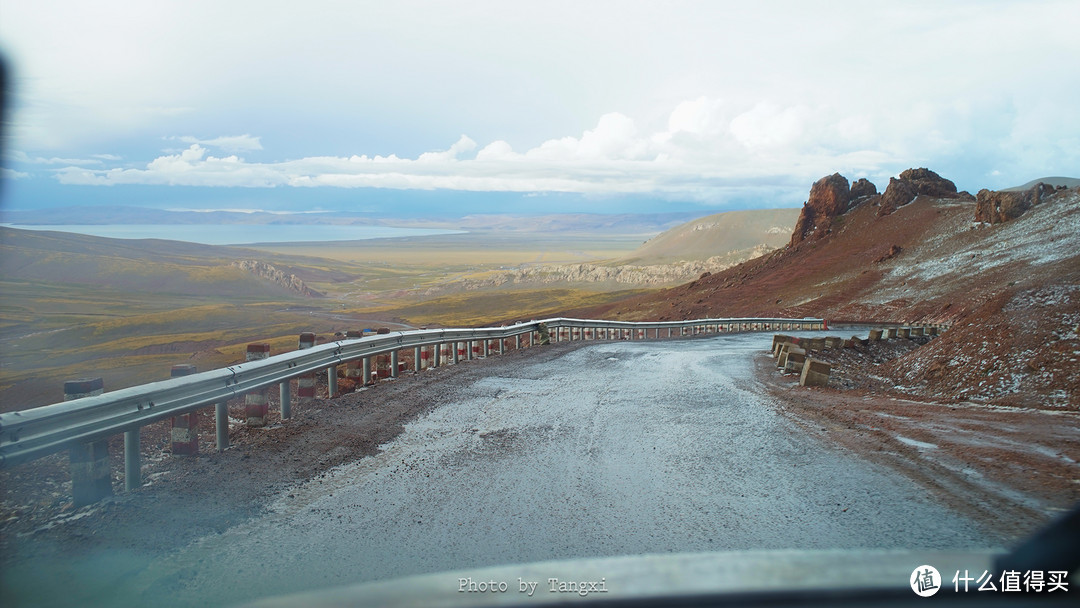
[756,352,1080,544]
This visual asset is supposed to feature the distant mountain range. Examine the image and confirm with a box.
[1000,176,1080,192]
[0,206,709,235]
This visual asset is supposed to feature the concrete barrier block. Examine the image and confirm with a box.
[898,328,911,339]
[63,377,104,401]
[70,440,112,507]
[799,359,831,387]
[824,337,844,349]
[805,337,826,351]
[868,329,883,341]
[886,328,898,339]
[777,344,804,369]
[772,334,796,352]
[784,352,806,374]
[245,343,271,426]
[170,364,199,455]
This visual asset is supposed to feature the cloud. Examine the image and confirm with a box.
[52,104,900,200]
[2,168,31,180]
[49,83,1080,201]
[417,135,477,163]
[5,150,102,165]
[176,134,263,153]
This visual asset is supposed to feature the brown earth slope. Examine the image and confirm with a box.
[573,171,1080,410]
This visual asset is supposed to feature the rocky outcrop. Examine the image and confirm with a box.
[790,173,852,246]
[878,168,959,216]
[974,182,1057,224]
[231,260,323,297]
[850,178,878,200]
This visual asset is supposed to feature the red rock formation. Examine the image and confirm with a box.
[878,168,958,216]
[790,173,851,246]
[974,182,1057,224]
[850,178,878,200]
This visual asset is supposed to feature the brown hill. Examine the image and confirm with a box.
[0,227,330,298]
[619,208,800,265]
[571,172,1080,410]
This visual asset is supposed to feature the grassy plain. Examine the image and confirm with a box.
[0,229,647,410]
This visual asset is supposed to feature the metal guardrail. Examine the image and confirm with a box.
[0,316,823,469]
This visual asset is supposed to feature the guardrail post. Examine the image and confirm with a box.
[64,378,112,506]
[245,343,271,426]
[124,428,140,491]
[361,357,372,385]
[213,401,229,452]
[415,346,423,371]
[391,350,400,378]
[279,378,292,420]
[345,330,364,382]
[327,365,338,398]
[298,333,316,403]
[170,364,199,455]
[70,440,112,507]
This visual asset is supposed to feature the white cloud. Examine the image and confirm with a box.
[4,2,1079,198]
[52,102,916,200]
[729,103,812,151]
[5,150,102,165]
[176,135,263,153]
[417,135,477,163]
[2,168,31,180]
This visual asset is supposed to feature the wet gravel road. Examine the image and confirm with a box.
[124,332,996,606]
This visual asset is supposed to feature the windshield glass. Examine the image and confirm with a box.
[1,2,1077,606]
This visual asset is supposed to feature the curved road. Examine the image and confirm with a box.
[126,332,994,605]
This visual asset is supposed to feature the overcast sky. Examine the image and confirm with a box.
[1,0,1078,215]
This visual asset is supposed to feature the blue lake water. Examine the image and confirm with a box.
[0,224,464,245]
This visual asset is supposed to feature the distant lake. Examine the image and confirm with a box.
[0,224,464,245]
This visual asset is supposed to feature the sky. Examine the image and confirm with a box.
[1,0,1078,217]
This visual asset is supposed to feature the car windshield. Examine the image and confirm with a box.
[1,2,1077,607]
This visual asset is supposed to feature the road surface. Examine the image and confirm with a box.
[114,332,997,606]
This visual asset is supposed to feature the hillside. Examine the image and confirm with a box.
[0,227,335,297]
[573,170,1080,410]
[618,208,799,265]
[418,208,798,293]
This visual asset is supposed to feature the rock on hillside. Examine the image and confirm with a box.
[974,182,1060,224]
[790,173,853,246]
[878,167,964,217]
[231,260,323,297]
[570,169,1080,410]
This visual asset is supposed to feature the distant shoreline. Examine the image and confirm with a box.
[0,223,465,246]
